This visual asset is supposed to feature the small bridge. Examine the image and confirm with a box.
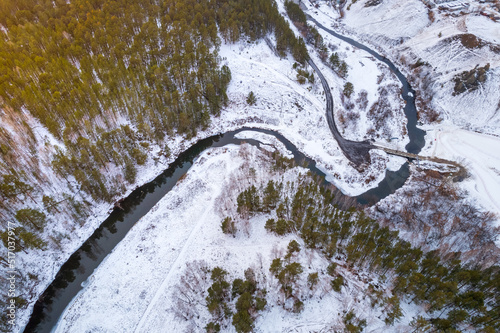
[373,143,467,180]
[379,147,421,160]
[373,143,424,160]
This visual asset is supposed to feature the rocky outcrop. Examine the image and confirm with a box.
[453,63,490,95]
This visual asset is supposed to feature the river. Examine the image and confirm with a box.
[24,15,426,333]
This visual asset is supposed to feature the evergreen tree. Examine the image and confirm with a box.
[15,208,47,231]
[206,267,232,321]
[262,180,279,211]
[307,272,319,290]
[221,216,237,236]
[246,91,256,106]
[343,82,354,98]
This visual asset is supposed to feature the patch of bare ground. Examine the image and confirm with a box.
[457,33,484,49]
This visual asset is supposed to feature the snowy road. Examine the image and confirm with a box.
[307,59,374,168]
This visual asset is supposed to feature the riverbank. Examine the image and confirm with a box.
[302,0,500,228]
[306,0,500,134]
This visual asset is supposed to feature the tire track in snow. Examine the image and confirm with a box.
[132,195,214,333]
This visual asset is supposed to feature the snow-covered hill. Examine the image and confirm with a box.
[311,0,500,132]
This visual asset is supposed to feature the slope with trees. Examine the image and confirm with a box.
[218,172,500,332]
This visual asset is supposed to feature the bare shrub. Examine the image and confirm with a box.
[377,73,385,84]
[370,171,500,267]
[355,90,368,110]
[172,260,210,322]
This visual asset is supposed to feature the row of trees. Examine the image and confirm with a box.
[284,0,326,59]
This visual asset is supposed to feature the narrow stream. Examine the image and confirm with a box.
[20,128,343,332]
[306,16,427,204]
[25,16,426,333]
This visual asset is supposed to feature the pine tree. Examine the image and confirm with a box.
[285,240,301,260]
[15,208,47,231]
[246,91,256,106]
[221,217,237,236]
[307,272,319,290]
[343,82,354,98]
[262,180,279,211]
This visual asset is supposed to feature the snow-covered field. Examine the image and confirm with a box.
[53,144,423,332]
[342,0,429,40]
[425,126,500,228]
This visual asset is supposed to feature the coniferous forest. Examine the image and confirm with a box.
[0,0,307,241]
[223,175,500,332]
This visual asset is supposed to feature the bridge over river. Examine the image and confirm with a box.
[373,143,466,180]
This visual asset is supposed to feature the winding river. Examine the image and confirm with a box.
[307,15,426,154]
[24,15,426,333]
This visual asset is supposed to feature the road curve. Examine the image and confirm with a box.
[306,14,426,154]
[307,58,374,169]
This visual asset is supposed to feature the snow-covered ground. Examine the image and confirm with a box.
[424,126,500,228]
[53,144,423,332]
[215,38,406,195]
[306,0,500,133]
[13,0,500,330]
[342,0,429,40]
[467,15,500,45]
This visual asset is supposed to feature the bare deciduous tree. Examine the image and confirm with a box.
[171,260,210,322]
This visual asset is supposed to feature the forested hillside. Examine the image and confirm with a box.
[0,0,308,245]
[0,0,309,330]
[221,175,500,332]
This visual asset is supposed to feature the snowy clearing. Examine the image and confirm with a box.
[53,144,423,332]
[428,126,500,227]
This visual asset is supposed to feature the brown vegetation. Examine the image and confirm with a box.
[458,33,484,49]
[371,170,500,268]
